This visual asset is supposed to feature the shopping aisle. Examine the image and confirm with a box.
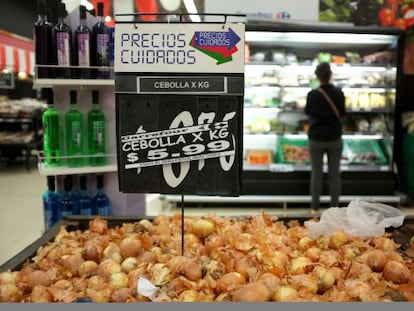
[0,161,44,265]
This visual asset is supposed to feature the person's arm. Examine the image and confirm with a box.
[305,91,312,116]
[338,89,346,116]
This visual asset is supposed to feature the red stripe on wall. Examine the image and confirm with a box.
[0,45,6,71]
[25,50,31,75]
[13,48,19,73]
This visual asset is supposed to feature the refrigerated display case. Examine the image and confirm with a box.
[241,21,403,196]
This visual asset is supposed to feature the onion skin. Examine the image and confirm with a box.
[231,282,271,302]
[0,284,23,302]
[25,270,51,292]
[89,217,108,234]
[273,286,299,302]
[383,261,411,284]
[30,285,53,303]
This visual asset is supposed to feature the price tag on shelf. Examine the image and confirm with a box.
[270,163,294,172]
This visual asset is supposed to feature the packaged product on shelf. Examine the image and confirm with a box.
[79,175,93,215]
[91,2,110,79]
[34,0,53,78]
[53,2,72,78]
[42,175,59,230]
[87,90,106,166]
[93,174,111,216]
[73,5,92,78]
[65,90,84,167]
[246,149,273,165]
[59,175,79,218]
[42,88,63,167]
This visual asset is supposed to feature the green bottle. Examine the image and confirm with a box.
[88,90,106,166]
[65,90,84,167]
[42,88,62,167]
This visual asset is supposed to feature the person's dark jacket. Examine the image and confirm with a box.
[305,84,346,141]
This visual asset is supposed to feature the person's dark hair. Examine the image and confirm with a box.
[315,62,332,84]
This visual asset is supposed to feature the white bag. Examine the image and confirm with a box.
[305,199,405,240]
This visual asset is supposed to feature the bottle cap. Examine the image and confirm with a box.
[97,175,104,189]
[64,175,73,191]
[79,5,87,19]
[43,88,54,105]
[92,90,99,103]
[57,2,66,18]
[47,175,56,191]
[97,2,104,17]
[37,0,46,15]
[70,90,77,104]
[80,175,87,190]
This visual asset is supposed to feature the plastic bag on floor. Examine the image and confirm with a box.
[305,199,405,239]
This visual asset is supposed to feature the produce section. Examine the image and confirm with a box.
[241,22,402,196]
[0,214,413,302]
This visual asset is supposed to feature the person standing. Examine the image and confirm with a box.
[305,62,346,214]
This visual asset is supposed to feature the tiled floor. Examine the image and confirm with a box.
[0,161,44,266]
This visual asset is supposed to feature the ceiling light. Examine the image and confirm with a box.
[183,0,201,22]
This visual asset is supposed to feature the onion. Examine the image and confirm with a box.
[205,235,225,253]
[79,261,99,278]
[30,285,53,303]
[109,272,129,289]
[121,257,140,273]
[216,272,246,294]
[89,217,108,234]
[234,257,253,279]
[328,230,348,250]
[0,284,23,302]
[140,251,156,264]
[383,261,411,284]
[178,289,200,302]
[62,254,84,277]
[298,236,315,251]
[111,287,133,302]
[305,247,321,262]
[315,268,335,292]
[231,282,271,302]
[258,273,280,293]
[184,233,200,245]
[103,242,122,263]
[26,270,51,291]
[289,257,313,275]
[0,271,18,285]
[372,237,399,251]
[366,249,388,272]
[180,259,202,281]
[86,287,111,303]
[98,259,122,277]
[48,279,77,302]
[316,235,330,250]
[192,218,215,238]
[273,286,299,301]
[81,244,102,263]
[120,235,142,259]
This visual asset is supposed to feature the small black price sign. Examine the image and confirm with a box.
[116,94,243,195]
[0,72,15,89]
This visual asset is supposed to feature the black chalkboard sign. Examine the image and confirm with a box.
[115,22,245,196]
